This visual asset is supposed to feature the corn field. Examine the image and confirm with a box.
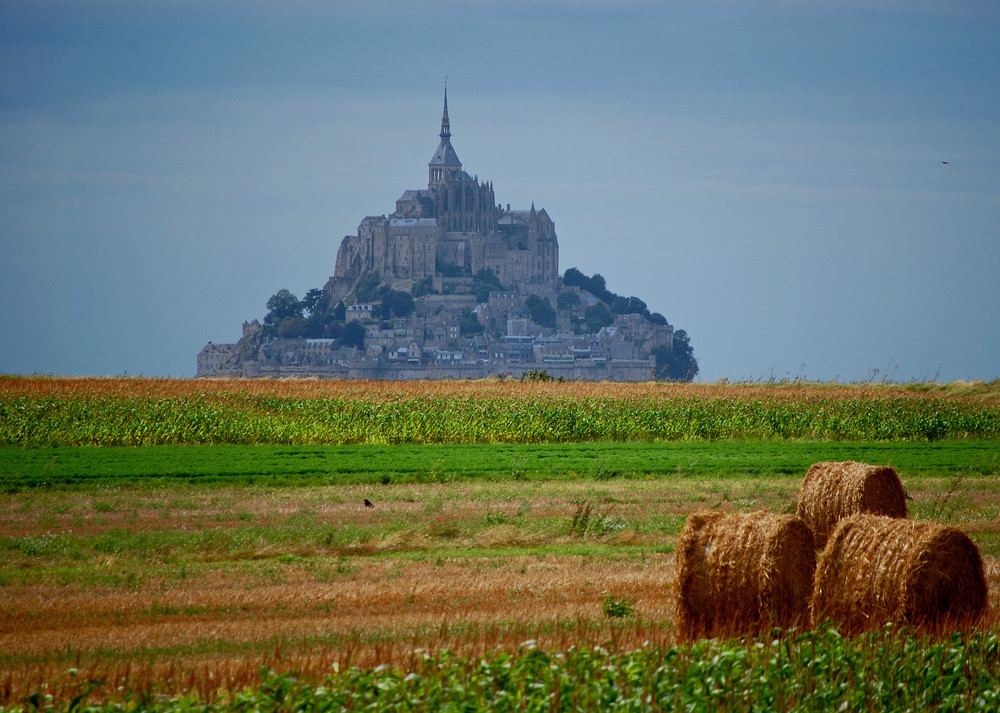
[3,377,999,445]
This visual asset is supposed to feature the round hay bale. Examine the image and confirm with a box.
[674,510,816,639]
[811,514,987,633]
[796,461,907,549]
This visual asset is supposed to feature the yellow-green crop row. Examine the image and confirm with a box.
[2,393,999,446]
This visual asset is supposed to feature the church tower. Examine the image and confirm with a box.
[428,84,462,189]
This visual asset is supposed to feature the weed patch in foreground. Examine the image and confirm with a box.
[5,626,1000,712]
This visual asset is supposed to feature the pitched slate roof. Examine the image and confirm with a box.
[429,139,461,167]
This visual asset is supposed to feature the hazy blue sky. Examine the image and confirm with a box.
[2,0,998,382]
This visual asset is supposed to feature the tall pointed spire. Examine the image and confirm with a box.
[440,78,451,140]
[429,78,461,189]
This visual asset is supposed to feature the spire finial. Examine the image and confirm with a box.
[440,77,451,140]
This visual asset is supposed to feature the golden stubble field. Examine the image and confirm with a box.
[4,375,999,402]
[2,478,999,704]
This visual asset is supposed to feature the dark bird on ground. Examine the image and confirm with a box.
[364,498,374,508]
[942,161,949,164]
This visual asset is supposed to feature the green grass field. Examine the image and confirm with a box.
[3,440,998,489]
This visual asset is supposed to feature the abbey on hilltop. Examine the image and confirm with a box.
[198,89,696,382]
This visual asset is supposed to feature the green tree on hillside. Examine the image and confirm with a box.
[278,317,307,338]
[265,290,303,325]
[380,289,415,318]
[562,268,621,310]
[302,288,325,317]
[562,267,588,288]
[413,276,437,298]
[584,302,613,332]
[612,295,650,318]
[302,316,326,338]
[557,291,580,311]
[654,329,699,381]
[459,308,484,335]
[526,295,557,329]
[473,269,504,303]
[341,321,366,349]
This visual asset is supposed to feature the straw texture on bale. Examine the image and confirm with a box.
[674,510,816,639]
[796,461,908,549]
[811,514,988,632]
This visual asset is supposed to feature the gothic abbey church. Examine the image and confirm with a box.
[324,89,559,303]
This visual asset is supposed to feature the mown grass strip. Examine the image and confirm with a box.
[2,441,998,489]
